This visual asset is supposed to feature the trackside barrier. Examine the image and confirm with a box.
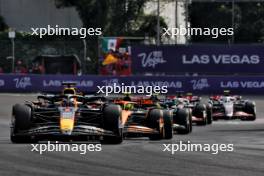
[0,74,264,94]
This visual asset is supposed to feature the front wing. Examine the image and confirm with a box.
[13,125,116,138]
[212,111,255,120]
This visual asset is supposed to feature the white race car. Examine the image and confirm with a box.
[209,91,256,121]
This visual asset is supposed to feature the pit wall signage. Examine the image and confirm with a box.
[0,74,264,94]
[131,45,264,74]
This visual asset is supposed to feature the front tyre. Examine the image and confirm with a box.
[11,104,35,143]
[103,104,123,144]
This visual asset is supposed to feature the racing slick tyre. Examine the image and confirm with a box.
[103,104,123,144]
[206,104,213,125]
[242,102,256,121]
[194,103,207,126]
[174,109,192,134]
[147,109,164,140]
[189,110,193,132]
[162,110,173,139]
[11,104,35,143]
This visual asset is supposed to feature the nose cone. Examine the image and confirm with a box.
[60,119,74,135]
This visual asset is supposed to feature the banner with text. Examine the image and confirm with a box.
[0,74,264,94]
[131,45,264,75]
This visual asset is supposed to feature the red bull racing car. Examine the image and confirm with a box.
[10,83,124,144]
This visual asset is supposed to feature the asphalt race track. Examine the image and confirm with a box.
[0,94,263,176]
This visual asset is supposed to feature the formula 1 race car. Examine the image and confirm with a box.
[184,93,213,125]
[209,91,256,121]
[10,83,124,144]
[161,96,192,134]
[165,93,211,127]
[113,95,173,140]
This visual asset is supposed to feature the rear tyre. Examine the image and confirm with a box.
[147,109,164,140]
[11,104,35,143]
[193,103,207,126]
[243,102,256,121]
[206,104,213,124]
[163,110,173,139]
[174,109,192,134]
[103,104,123,144]
[189,110,193,132]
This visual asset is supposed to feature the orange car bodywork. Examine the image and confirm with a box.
[114,98,160,134]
